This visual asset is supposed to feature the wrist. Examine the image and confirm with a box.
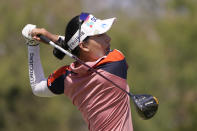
[45,32,59,43]
[28,43,39,46]
[52,35,59,43]
[26,39,39,46]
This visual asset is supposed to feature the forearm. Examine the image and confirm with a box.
[28,45,56,97]
[44,32,59,43]
[31,28,59,44]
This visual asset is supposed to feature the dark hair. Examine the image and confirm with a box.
[53,14,89,60]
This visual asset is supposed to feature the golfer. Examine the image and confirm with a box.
[23,12,133,131]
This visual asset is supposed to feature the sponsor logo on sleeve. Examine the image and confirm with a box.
[29,53,35,87]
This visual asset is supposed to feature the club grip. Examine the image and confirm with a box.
[37,35,51,43]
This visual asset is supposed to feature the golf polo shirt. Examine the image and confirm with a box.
[47,49,133,131]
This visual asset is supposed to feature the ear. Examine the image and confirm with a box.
[79,42,90,52]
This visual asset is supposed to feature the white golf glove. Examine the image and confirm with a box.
[22,24,39,46]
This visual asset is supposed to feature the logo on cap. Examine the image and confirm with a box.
[86,22,94,28]
[101,24,107,28]
[68,31,85,50]
[85,16,97,28]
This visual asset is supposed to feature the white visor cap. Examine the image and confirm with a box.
[67,14,116,50]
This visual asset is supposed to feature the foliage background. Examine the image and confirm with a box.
[0,0,196,130]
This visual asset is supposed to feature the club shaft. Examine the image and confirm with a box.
[39,35,133,98]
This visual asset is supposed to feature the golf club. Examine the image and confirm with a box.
[38,34,159,120]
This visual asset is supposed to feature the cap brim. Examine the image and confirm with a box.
[89,17,116,36]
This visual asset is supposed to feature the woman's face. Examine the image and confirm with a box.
[85,33,111,61]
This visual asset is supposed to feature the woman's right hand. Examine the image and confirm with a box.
[31,28,59,44]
